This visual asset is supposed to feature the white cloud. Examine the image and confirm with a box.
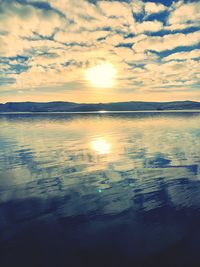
[112,47,135,60]
[11,63,83,89]
[133,31,200,52]
[163,49,200,61]
[168,2,200,25]
[98,1,132,22]
[0,0,67,57]
[165,23,198,32]
[145,2,167,15]
[0,1,66,38]
[0,0,200,101]
[105,34,124,46]
[55,30,110,44]
[0,34,66,57]
[122,34,147,45]
[130,1,144,14]
[133,20,163,34]
[117,58,200,91]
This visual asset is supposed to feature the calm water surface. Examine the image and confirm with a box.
[0,112,200,267]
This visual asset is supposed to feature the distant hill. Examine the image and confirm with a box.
[0,101,200,112]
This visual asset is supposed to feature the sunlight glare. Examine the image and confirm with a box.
[91,138,111,155]
[85,63,117,88]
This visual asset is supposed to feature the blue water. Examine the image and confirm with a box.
[0,112,200,267]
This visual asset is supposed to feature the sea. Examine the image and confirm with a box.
[0,111,200,267]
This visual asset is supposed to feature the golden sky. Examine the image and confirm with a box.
[0,0,200,103]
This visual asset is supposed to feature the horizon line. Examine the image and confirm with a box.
[1,100,200,105]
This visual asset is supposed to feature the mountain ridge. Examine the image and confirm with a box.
[0,100,200,112]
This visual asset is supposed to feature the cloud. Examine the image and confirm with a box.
[98,1,133,23]
[163,49,200,61]
[0,76,16,86]
[133,20,163,34]
[55,30,110,45]
[49,0,132,33]
[165,23,198,32]
[0,1,66,38]
[168,2,200,25]
[105,34,124,46]
[0,0,200,102]
[141,59,200,89]
[133,31,200,52]
[145,2,167,15]
[0,0,67,58]
[130,1,144,15]
[10,63,83,89]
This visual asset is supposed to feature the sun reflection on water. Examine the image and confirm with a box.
[91,138,111,155]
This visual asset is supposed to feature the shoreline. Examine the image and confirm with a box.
[0,109,200,114]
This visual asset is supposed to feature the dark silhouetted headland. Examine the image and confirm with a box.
[0,100,200,112]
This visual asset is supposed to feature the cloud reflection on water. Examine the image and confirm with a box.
[0,112,200,267]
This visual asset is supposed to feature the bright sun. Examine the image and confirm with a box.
[85,63,117,88]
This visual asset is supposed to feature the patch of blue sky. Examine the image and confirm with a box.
[142,0,173,6]
[9,64,29,74]
[15,0,52,10]
[144,12,169,24]
[115,43,133,48]
[158,43,200,58]
[0,77,16,86]
[146,27,200,37]
[143,0,200,5]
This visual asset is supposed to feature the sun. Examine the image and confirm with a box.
[85,63,117,88]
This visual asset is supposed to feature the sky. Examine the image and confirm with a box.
[0,0,200,103]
